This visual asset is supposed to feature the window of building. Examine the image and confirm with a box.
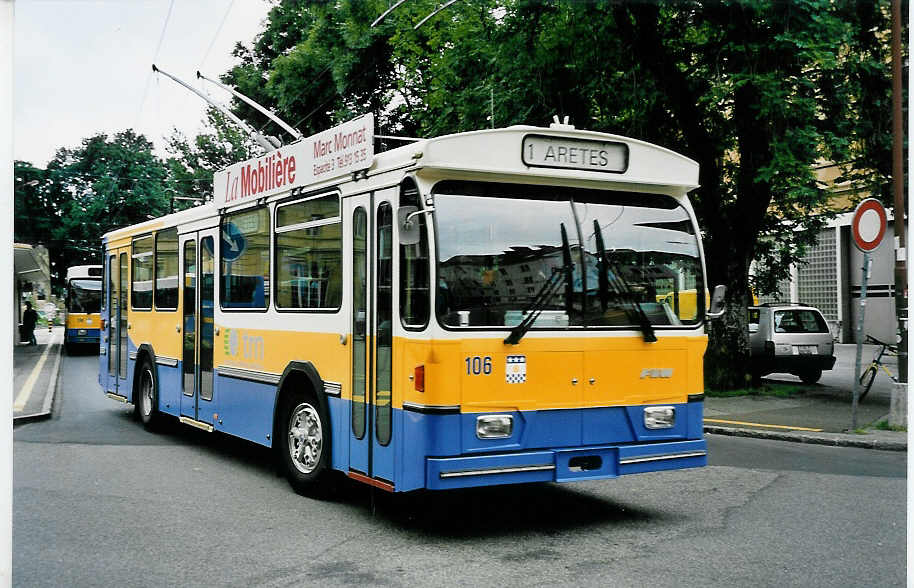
[221,207,270,309]
[275,194,341,310]
[131,235,153,309]
[155,228,179,310]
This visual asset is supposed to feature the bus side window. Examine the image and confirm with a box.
[155,228,179,310]
[221,207,270,310]
[275,193,342,310]
[399,180,429,328]
[131,235,153,310]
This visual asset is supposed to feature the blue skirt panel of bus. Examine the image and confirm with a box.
[395,402,705,492]
[66,328,100,344]
[211,374,280,446]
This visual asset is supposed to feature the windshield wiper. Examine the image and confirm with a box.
[504,223,574,345]
[593,220,609,312]
[592,219,656,343]
[607,259,657,343]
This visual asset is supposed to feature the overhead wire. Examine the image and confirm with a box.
[182,0,237,114]
[198,0,236,73]
[135,0,177,129]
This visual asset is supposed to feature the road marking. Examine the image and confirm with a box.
[13,333,59,412]
[704,418,824,432]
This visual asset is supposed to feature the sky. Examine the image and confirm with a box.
[13,0,274,167]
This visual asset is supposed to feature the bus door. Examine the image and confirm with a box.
[103,248,129,397]
[179,232,216,422]
[348,191,396,485]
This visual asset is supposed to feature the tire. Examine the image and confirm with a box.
[277,390,332,496]
[799,368,822,385]
[134,358,161,430]
[858,365,877,402]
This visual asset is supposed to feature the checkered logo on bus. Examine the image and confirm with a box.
[506,355,527,384]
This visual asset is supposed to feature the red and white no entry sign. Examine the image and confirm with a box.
[851,198,887,252]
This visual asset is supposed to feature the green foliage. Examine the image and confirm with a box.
[706,382,807,398]
[873,420,907,432]
[15,130,171,291]
[14,161,57,247]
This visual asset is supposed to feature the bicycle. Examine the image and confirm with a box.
[858,335,898,401]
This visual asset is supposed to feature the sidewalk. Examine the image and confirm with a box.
[704,343,908,451]
[12,326,64,423]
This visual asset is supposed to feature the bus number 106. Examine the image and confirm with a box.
[465,356,493,375]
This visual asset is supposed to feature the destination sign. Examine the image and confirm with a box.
[214,114,374,206]
[522,134,627,173]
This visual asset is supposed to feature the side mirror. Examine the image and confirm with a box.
[397,206,420,245]
[706,284,726,320]
[397,206,434,246]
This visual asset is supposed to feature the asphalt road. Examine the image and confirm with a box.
[13,353,906,587]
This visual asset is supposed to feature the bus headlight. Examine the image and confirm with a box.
[476,415,513,439]
[77,329,87,336]
[644,406,675,429]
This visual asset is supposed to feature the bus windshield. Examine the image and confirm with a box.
[433,181,704,329]
[68,279,102,313]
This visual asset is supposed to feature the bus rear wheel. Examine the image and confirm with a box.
[278,391,331,497]
[135,358,161,430]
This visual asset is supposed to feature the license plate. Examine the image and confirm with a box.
[795,345,817,355]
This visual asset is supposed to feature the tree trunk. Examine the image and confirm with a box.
[703,254,754,390]
[704,77,772,391]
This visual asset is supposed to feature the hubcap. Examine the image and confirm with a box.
[288,403,322,474]
[141,368,154,417]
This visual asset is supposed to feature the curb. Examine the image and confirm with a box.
[704,425,907,452]
[12,340,63,426]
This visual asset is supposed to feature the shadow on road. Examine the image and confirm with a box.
[123,412,665,538]
[357,482,665,539]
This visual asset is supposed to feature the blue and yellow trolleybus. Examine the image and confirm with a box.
[100,116,725,495]
[64,265,103,353]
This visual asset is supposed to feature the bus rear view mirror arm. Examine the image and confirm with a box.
[707,284,727,320]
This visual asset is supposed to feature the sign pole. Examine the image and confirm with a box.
[851,253,871,431]
[849,198,887,431]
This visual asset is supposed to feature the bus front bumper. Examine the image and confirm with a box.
[425,438,707,490]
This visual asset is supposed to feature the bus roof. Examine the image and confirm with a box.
[66,265,102,281]
[103,123,700,242]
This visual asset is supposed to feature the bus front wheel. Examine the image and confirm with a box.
[278,390,331,497]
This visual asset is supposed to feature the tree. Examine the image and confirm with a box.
[38,130,171,290]
[205,0,894,389]
[14,161,57,247]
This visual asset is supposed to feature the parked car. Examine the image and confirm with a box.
[748,303,836,384]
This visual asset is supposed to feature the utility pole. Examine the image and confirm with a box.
[889,0,907,427]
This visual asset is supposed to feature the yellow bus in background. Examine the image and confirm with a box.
[65,265,103,354]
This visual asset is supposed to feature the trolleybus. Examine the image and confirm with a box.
[99,116,725,494]
[65,265,103,353]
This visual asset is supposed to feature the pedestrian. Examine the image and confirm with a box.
[22,301,38,346]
